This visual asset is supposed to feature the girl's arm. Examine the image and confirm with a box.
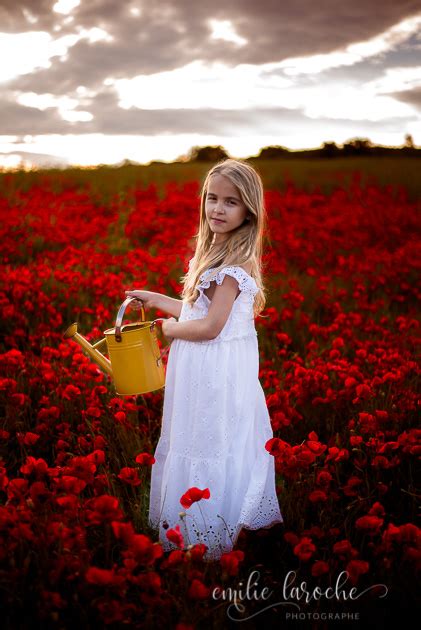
[165,319,215,342]
[153,293,183,319]
[125,290,183,319]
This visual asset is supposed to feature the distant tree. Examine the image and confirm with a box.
[342,137,373,155]
[404,133,415,148]
[188,145,230,162]
[119,159,138,166]
[257,145,290,159]
[321,141,340,158]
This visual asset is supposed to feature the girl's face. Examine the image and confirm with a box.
[205,174,249,244]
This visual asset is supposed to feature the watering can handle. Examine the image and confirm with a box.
[115,297,146,342]
[114,297,173,359]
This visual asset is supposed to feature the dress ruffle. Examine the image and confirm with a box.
[198,266,258,298]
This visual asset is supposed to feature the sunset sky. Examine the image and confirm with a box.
[1,0,421,169]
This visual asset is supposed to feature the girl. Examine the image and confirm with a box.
[125,158,283,561]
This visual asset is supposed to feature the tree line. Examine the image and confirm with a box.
[179,134,420,162]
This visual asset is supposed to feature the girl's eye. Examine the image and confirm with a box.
[207,198,235,204]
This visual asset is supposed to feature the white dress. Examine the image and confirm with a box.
[148,265,283,561]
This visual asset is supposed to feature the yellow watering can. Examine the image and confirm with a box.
[63,297,172,396]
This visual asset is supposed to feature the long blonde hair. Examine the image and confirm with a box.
[180,158,267,317]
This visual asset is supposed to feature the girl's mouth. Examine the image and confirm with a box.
[212,219,225,223]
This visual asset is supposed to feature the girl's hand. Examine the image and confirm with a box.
[124,290,156,310]
[162,317,177,341]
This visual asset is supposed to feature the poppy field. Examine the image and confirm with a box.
[0,161,420,629]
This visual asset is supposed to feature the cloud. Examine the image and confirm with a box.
[3,1,421,87]
[0,83,312,136]
[1,0,420,165]
[391,84,421,107]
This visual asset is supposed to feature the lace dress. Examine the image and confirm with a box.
[148,265,283,561]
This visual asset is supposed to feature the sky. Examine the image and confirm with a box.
[1,0,421,169]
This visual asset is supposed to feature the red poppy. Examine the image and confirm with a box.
[311,560,330,576]
[20,456,49,479]
[85,495,124,525]
[117,467,141,487]
[355,515,384,535]
[220,549,245,575]
[54,475,87,494]
[135,452,156,466]
[346,559,370,584]
[187,543,208,562]
[164,549,187,567]
[180,487,210,509]
[17,432,40,446]
[333,540,357,559]
[293,537,316,561]
[111,521,135,545]
[85,566,125,587]
[308,489,328,503]
[129,533,163,564]
[187,578,211,600]
[166,524,184,549]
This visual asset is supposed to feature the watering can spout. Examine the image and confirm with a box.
[63,322,113,378]
[63,297,171,396]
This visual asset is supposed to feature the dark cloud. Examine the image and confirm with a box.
[1,96,69,135]
[390,85,421,107]
[3,1,421,91]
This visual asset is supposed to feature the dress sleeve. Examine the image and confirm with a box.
[213,266,258,296]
